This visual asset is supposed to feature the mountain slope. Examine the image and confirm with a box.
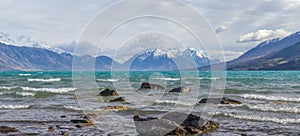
[0,43,116,71]
[227,31,300,70]
[0,43,72,70]
[234,31,300,62]
[124,48,213,71]
[227,42,300,70]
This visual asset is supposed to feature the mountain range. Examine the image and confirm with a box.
[1,31,300,71]
[0,33,215,71]
[227,31,300,70]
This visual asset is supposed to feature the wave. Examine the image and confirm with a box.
[0,104,32,109]
[155,100,195,106]
[19,74,31,76]
[63,105,83,111]
[241,94,300,102]
[198,77,220,80]
[21,87,76,93]
[246,104,300,114]
[97,79,119,82]
[27,78,62,82]
[16,92,35,97]
[153,78,181,81]
[221,103,300,114]
[0,86,18,90]
[215,112,300,124]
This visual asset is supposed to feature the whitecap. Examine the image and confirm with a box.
[27,78,61,82]
[0,104,31,109]
[97,79,119,82]
[241,94,300,102]
[19,73,31,76]
[198,77,220,80]
[246,104,300,114]
[155,100,195,106]
[0,86,18,90]
[63,105,83,111]
[16,92,35,97]
[21,87,76,93]
[222,112,300,124]
[153,78,181,81]
[222,103,300,114]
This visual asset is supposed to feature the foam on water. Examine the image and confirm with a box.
[0,104,31,109]
[246,104,300,113]
[63,105,83,111]
[21,87,76,93]
[221,112,300,124]
[153,78,181,81]
[97,79,119,82]
[223,103,300,114]
[27,78,62,82]
[198,77,220,80]
[0,86,18,90]
[19,74,31,76]
[16,92,36,97]
[241,94,300,102]
[155,100,195,106]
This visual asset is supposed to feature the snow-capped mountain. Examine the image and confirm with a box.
[232,31,300,63]
[124,48,217,71]
[227,30,300,70]
[0,32,64,54]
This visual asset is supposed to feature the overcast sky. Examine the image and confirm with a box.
[0,0,299,61]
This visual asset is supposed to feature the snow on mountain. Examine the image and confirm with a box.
[257,38,281,48]
[139,48,207,59]
[0,31,65,54]
[124,47,214,70]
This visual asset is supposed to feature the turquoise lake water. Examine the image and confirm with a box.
[0,71,300,135]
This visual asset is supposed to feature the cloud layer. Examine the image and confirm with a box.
[237,29,292,43]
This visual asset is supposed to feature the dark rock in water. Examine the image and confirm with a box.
[109,97,126,102]
[56,125,74,130]
[61,131,69,136]
[60,115,66,118]
[199,97,242,104]
[70,119,92,124]
[98,88,119,96]
[75,123,93,128]
[48,126,55,132]
[0,126,19,133]
[101,106,131,111]
[133,115,185,136]
[133,112,219,136]
[140,82,151,89]
[139,82,165,90]
[169,86,191,93]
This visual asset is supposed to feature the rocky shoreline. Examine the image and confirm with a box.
[1,82,242,136]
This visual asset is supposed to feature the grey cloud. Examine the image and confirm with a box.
[215,26,227,33]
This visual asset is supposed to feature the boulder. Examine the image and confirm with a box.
[101,106,131,111]
[199,97,242,104]
[139,82,165,90]
[61,131,69,136]
[133,112,219,136]
[48,126,55,132]
[169,86,191,93]
[70,119,92,124]
[98,88,119,96]
[109,97,126,102]
[133,115,185,136]
[0,126,19,133]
